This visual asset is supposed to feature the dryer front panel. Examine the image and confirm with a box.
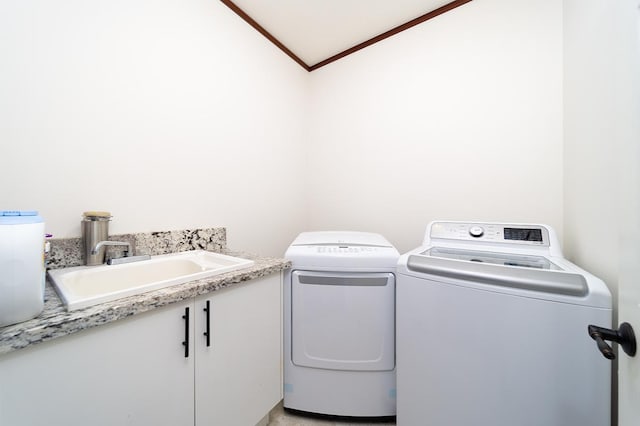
[291,270,395,371]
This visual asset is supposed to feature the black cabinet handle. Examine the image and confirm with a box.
[203,300,211,347]
[182,307,190,358]
[588,322,636,360]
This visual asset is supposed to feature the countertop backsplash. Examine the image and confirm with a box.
[46,227,227,269]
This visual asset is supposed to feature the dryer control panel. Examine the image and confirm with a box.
[315,245,380,254]
[428,222,551,247]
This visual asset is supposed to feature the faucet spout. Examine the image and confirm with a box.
[91,240,131,256]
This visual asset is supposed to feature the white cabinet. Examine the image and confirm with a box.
[0,300,195,426]
[195,274,282,426]
[0,272,282,426]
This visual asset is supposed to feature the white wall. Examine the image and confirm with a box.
[563,0,640,310]
[564,2,640,423]
[0,0,309,256]
[7,0,625,268]
[306,0,564,253]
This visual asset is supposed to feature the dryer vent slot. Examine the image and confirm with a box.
[298,275,389,286]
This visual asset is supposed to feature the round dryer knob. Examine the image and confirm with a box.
[469,226,484,238]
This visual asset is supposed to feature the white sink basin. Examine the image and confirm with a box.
[48,250,254,311]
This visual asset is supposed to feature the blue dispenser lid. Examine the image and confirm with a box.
[0,210,44,225]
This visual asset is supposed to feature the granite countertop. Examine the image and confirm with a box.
[0,251,290,356]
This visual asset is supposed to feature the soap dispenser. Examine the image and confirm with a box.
[81,211,112,266]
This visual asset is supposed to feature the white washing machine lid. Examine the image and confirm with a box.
[423,247,563,270]
[397,246,611,309]
[289,231,393,247]
[397,220,611,308]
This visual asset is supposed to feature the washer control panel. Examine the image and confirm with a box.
[468,226,484,238]
[429,222,550,246]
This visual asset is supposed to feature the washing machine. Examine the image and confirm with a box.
[396,221,612,426]
[283,231,399,418]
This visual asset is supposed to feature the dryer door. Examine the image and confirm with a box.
[291,271,395,371]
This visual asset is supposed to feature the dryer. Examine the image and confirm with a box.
[284,231,398,418]
[396,221,612,426]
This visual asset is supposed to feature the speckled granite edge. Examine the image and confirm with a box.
[0,252,290,356]
[47,228,227,269]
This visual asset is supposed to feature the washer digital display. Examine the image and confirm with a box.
[504,228,543,242]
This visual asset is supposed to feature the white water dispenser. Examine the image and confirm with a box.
[0,211,45,327]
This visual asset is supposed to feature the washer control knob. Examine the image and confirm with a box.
[469,226,484,238]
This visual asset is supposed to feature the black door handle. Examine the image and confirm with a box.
[182,307,190,358]
[588,322,636,360]
[203,300,211,347]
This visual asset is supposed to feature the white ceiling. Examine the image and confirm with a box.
[229,0,456,67]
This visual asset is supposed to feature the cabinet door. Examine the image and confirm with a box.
[195,273,282,426]
[0,300,195,426]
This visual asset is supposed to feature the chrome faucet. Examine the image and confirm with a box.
[81,212,149,266]
[90,240,150,265]
[91,240,131,256]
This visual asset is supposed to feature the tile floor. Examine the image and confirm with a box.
[267,402,396,426]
